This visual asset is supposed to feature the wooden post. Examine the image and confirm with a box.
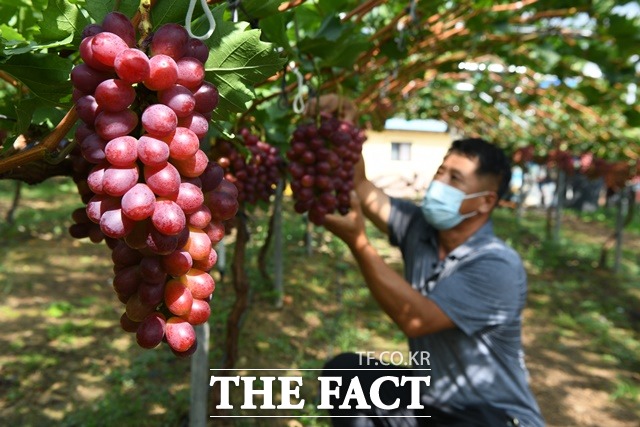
[6,180,22,225]
[273,179,284,308]
[189,322,210,427]
[553,169,566,243]
[304,214,313,256]
[515,166,529,227]
[613,186,629,274]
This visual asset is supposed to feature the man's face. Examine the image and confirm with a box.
[433,152,483,193]
[432,152,496,214]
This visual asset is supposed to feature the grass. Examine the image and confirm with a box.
[0,178,639,425]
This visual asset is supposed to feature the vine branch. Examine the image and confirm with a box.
[0,107,78,175]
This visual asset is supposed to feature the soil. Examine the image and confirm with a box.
[0,206,638,426]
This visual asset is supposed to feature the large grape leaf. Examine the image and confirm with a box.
[14,98,40,140]
[82,0,140,22]
[199,6,286,120]
[624,108,640,127]
[151,0,197,30]
[236,0,284,20]
[39,0,89,44]
[0,52,72,104]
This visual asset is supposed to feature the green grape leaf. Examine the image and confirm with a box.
[151,0,194,30]
[13,98,40,142]
[0,24,27,43]
[624,108,640,127]
[84,0,140,22]
[39,0,89,44]
[1,34,74,57]
[236,0,283,20]
[0,52,72,104]
[200,6,286,120]
[259,12,294,55]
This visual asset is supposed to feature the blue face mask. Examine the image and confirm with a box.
[421,180,491,230]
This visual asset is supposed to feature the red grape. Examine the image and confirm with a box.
[185,38,209,63]
[136,312,166,348]
[176,57,205,90]
[165,316,196,352]
[159,85,196,118]
[164,279,193,316]
[105,135,138,166]
[141,104,178,137]
[144,54,178,91]
[91,32,129,68]
[181,299,210,325]
[95,109,139,140]
[102,12,136,48]
[122,183,156,220]
[137,135,170,166]
[151,199,186,236]
[151,23,189,60]
[115,48,151,83]
[144,163,181,197]
[167,127,200,160]
[193,82,219,114]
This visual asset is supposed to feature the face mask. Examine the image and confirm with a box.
[421,180,491,230]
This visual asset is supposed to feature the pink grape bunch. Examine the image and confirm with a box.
[286,115,366,225]
[212,129,284,205]
[68,12,239,356]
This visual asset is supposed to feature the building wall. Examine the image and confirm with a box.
[362,129,452,199]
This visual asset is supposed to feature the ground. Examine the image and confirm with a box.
[0,177,639,426]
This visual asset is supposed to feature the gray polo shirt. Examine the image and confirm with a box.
[388,197,544,427]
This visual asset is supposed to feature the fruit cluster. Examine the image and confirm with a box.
[212,128,284,205]
[68,12,238,356]
[286,115,366,225]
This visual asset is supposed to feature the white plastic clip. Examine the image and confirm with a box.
[186,0,216,41]
[290,62,306,114]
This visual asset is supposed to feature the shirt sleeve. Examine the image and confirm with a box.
[429,250,526,336]
[387,197,421,249]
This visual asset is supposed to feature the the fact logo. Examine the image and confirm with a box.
[209,374,431,412]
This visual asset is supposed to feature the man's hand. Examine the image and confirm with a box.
[323,191,369,252]
[306,94,358,123]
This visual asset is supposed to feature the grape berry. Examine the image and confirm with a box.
[68,12,238,356]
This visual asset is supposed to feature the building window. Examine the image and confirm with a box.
[391,142,412,161]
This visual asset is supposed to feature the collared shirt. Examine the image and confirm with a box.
[388,197,545,427]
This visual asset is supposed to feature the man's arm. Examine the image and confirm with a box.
[353,154,391,235]
[324,194,455,338]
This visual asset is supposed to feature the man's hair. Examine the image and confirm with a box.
[447,138,512,200]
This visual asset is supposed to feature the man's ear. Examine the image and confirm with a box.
[479,191,498,213]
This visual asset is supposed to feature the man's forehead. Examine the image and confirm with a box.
[441,152,479,174]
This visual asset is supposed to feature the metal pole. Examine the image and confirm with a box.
[189,322,210,427]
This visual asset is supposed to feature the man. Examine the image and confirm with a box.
[322,137,544,427]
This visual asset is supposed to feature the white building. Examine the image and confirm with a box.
[363,118,452,200]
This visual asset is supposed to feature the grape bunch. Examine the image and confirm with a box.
[68,12,239,356]
[212,129,284,205]
[286,115,366,225]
